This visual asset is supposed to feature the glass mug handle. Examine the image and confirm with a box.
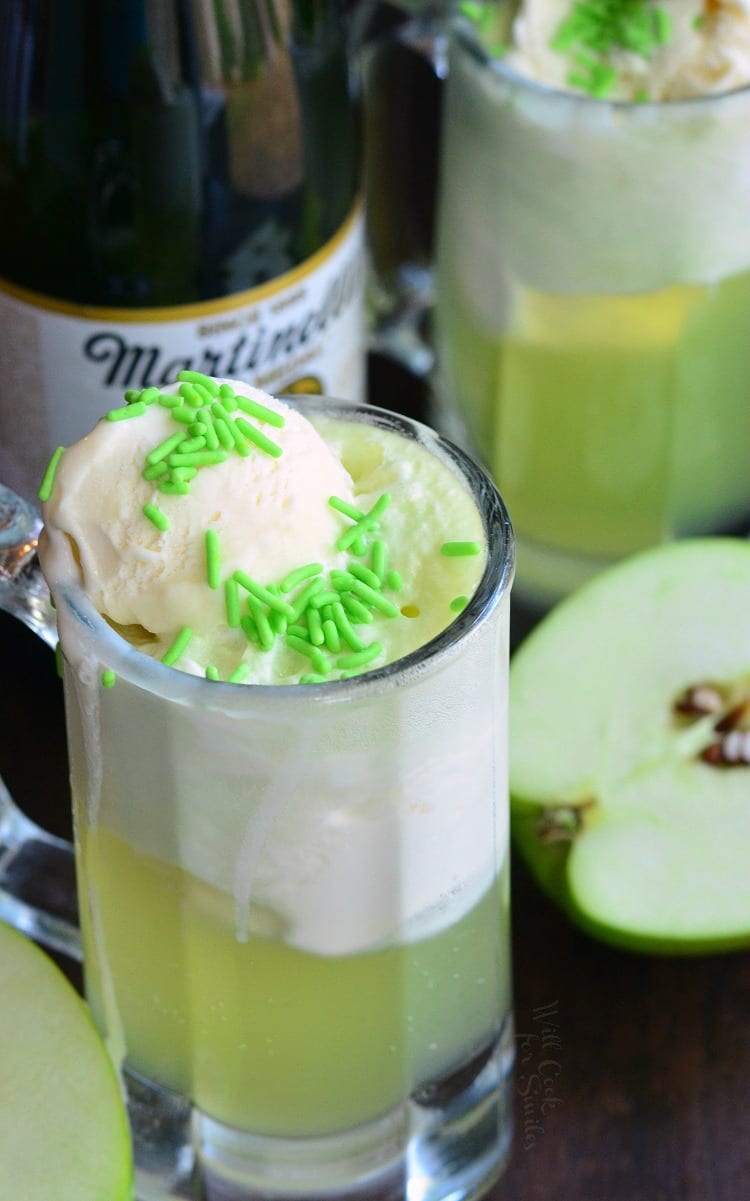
[0,483,81,960]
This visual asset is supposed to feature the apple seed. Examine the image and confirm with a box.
[673,678,750,768]
[534,800,596,845]
[672,683,725,718]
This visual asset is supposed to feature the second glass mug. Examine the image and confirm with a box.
[434,16,750,608]
[0,400,515,1201]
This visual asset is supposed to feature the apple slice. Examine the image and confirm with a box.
[510,538,750,953]
[0,921,133,1199]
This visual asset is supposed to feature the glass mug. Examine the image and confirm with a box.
[0,401,515,1201]
[434,18,750,609]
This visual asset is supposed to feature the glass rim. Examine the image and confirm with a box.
[453,19,750,112]
[57,399,515,713]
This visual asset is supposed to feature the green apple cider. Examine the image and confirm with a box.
[78,826,507,1138]
[437,267,750,579]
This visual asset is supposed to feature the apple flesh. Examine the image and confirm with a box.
[510,539,750,953]
[0,921,133,1200]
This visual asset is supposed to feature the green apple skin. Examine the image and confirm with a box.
[512,805,750,956]
[0,921,133,1201]
[510,539,750,955]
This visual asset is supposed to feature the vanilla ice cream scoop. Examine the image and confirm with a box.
[507,0,750,101]
[40,379,354,640]
[39,375,486,685]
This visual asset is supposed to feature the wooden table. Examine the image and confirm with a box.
[1,359,748,1201]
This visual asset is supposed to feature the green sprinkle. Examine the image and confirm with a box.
[338,642,383,670]
[101,669,117,688]
[177,370,220,396]
[203,418,219,450]
[176,435,207,455]
[157,480,190,495]
[245,614,262,643]
[55,642,63,678]
[234,572,295,619]
[322,619,341,654]
[281,563,323,593]
[235,394,285,428]
[143,503,169,532]
[306,607,325,647]
[386,569,403,591]
[441,541,481,557]
[246,596,275,650]
[124,389,140,403]
[171,406,200,424]
[450,595,469,613]
[336,493,391,552]
[653,7,670,44]
[188,422,207,437]
[266,585,288,635]
[340,595,374,624]
[170,466,197,483]
[211,404,250,456]
[371,540,386,583]
[143,461,169,481]
[219,383,237,409]
[336,521,372,551]
[130,389,158,408]
[225,577,241,628]
[228,662,250,684]
[168,450,228,467]
[158,393,182,408]
[290,578,326,620]
[191,383,213,404]
[328,495,365,522]
[331,602,366,652]
[213,418,234,450]
[461,0,495,32]
[206,665,220,681]
[179,382,205,408]
[307,590,341,609]
[147,431,186,465]
[162,626,192,667]
[285,634,330,675]
[107,400,147,421]
[348,562,381,590]
[330,570,356,591]
[234,416,283,458]
[287,624,310,640]
[348,579,400,617]
[269,610,288,635]
[38,446,65,502]
[299,673,326,685]
[205,529,221,589]
[351,536,367,557]
[240,614,261,647]
[551,0,673,96]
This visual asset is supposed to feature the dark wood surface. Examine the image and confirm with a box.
[1,358,749,1201]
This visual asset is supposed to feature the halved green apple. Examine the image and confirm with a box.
[510,539,750,953]
[0,921,133,1199]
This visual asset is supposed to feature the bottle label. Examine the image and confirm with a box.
[0,202,365,499]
